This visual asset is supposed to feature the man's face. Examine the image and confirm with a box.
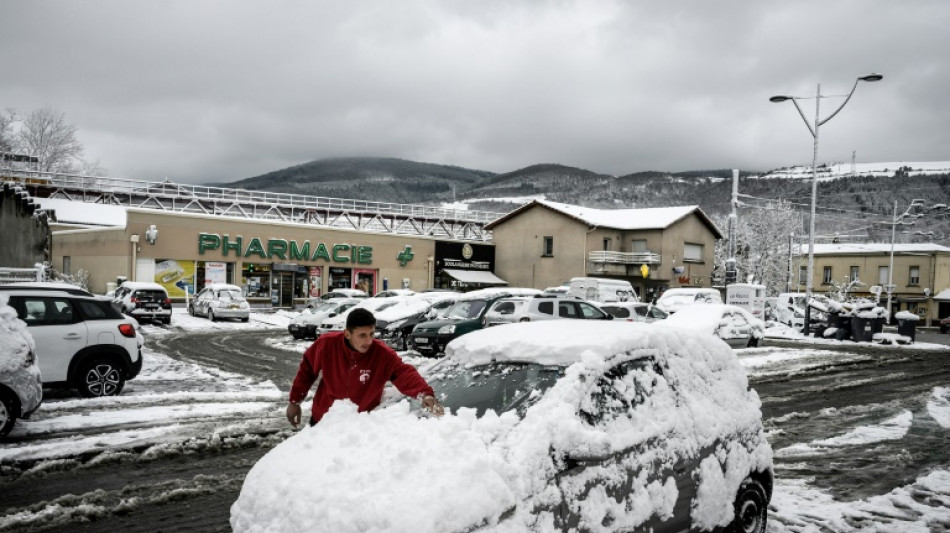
[345,325,376,353]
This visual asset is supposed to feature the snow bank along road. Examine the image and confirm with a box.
[1,326,949,532]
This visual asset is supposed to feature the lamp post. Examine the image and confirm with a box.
[770,73,882,335]
[887,199,926,324]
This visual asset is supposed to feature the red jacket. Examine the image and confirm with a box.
[289,331,434,423]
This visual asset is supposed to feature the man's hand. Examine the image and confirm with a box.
[286,402,302,428]
[420,395,444,417]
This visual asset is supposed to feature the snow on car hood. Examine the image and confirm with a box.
[230,401,518,533]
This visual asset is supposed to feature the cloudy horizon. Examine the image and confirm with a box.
[2,1,948,184]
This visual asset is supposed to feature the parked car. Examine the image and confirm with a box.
[3,286,143,397]
[288,299,360,339]
[189,283,251,322]
[0,281,93,296]
[483,296,612,326]
[315,297,404,337]
[232,320,773,533]
[941,316,950,334]
[655,287,722,314]
[0,295,43,439]
[600,301,668,323]
[113,281,173,324]
[315,289,369,303]
[408,288,542,357]
[375,294,462,351]
[661,303,765,348]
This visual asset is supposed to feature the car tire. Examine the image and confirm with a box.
[242,317,249,323]
[163,316,172,325]
[76,357,126,397]
[188,305,195,316]
[0,388,20,440]
[209,309,217,322]
[747,337,759,348]
[728,479,768,533]
[942,325,948,334]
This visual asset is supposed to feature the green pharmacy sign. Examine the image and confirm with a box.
[198,233,373,264]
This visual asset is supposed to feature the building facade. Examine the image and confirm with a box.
[485,200,722,302]
[802,243,950,325]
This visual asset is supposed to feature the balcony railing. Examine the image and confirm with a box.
[588,250,661,265]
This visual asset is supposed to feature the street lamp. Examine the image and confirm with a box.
[770,73,883,335]
[887,199,926,324]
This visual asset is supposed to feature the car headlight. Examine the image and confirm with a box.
[438,324,456,334]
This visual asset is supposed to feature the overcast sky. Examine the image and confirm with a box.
[2,1,948,184]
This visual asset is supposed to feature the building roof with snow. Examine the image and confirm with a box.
[806,243,950,256]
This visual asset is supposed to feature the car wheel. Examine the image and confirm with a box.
[77,357,126,397]
[242,316,249,323]
[188,304,195,316]
[747,337,759,348]
[728,479,768,533]
[209,309,217,322]
[0,388,20,439]
[163,316,172,325]
[942,325,948,334]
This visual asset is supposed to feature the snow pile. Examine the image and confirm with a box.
[927,387,950,428]
[232,321,772,532]
[894,310,920,321]
[0,293,35,373]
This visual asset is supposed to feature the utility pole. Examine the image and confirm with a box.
[725,169,738,285]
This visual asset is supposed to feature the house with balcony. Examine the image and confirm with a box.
[485,200,722,302]
[802,242,950,326]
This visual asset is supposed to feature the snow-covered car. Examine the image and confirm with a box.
[113,281,172,324]
[0,294,43,440]
[189,283,250,322]
[231,320,773,533]
[654,287,722,314]
[373,289,416,298]
[600,301,668,323]
[483,296,611,326]
[287,299,360,339]
[313,288,369,304]
[661,303,765,348]
[314,297,403,337]
[4,286,143,397]
[374,293,462,350]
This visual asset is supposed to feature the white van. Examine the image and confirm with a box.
[774,292,808,327]
[566,277,638,303]
[726,283,767,320]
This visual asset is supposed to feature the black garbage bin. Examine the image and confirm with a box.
[850,316,874,342]
[872,317,885,334]
[897,317,919,342]
[834,313,852,341]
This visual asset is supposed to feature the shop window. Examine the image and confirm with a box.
[243,263,271,298]
[542,236,554,257]
[329,267,352,290]
[909,266,920,286]
[822,266,832,284]
[684,243,703,262]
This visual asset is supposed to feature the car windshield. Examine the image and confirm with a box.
[445,299,488,319]
[424,360,563,418]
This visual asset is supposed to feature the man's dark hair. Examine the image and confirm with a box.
[346,308,376,331]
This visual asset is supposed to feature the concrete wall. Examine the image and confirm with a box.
[0,183,50,267]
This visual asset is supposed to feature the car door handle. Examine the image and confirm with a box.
[64,333,82,340]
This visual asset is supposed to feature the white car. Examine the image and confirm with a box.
[189,283,251,322]
[661,303,765,348]
[2,286,143,397]
[315,297,403,337]
[112,281,173,324]
[483,296,611,326]
[655,287,722,314]
[600,301,668,323]
[0,294,43,439]
[288,299,361,339]
[232,320,773,533]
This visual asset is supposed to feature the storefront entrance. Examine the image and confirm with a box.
[329,267,352,290]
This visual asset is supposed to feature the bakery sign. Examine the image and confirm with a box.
[435,241,495,271]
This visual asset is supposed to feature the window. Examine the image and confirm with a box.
[909,266,920,286]
[822,266,833,284]
[537,301,554,315]
[20,297,76,326]
[878,266,889,285]
[63,256,71,275]
[578,302,607,319]
[581,359,658,426]
[799,266,807,285]
[558,301,579,318]
[850,266,859,282]
[631,239,647,253]
[542,236,554,257]
[603,237,612,251]
[684,243,703,262]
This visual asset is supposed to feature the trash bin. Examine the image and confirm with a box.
[896,312,920,343]
[850,316,874,342]
[833,313,851,341]
[872,317,885,334]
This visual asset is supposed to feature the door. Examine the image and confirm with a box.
[353,268,377,296]
[274,271,294,308]
[14,296,87,382]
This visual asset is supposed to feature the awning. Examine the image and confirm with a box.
[932,289,950,301]
[442,268,508,285]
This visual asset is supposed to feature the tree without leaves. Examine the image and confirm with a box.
[0,108,16,152]
[18,106,84,173]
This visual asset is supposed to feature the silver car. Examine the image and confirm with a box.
[189,284,251,322]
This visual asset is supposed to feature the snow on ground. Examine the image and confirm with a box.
[137,307,294,336]
[775,411,913,457]
[763,321,946,351]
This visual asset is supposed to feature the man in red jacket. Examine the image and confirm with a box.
[286,307,444,427]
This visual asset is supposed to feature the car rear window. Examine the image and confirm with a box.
[133,290,167,302]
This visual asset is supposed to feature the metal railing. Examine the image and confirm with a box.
[1,168,505,241]
[588,250,661,264]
